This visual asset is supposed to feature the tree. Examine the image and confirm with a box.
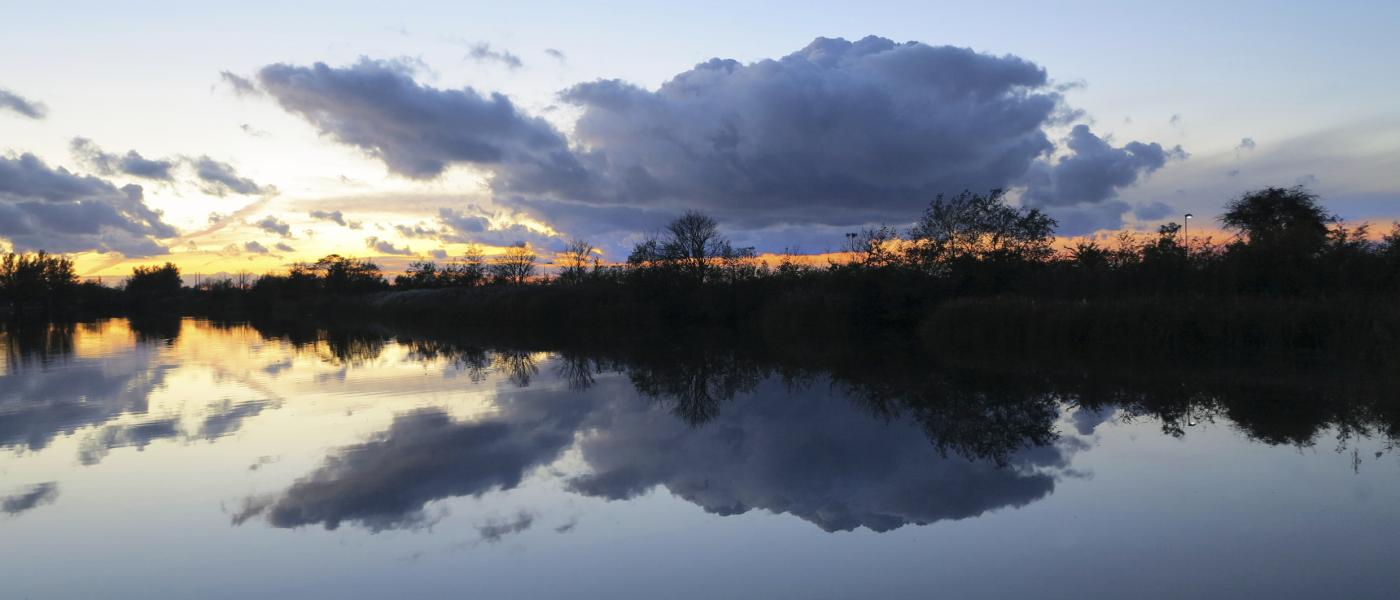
[905,190,1056,271]
[126,263,182,297]
[557,239,597,284]
[492,244,537,285]
[662,211,726,280]
[310,255,386,293]
[1,251,78,311]
[1221,186,1335,256]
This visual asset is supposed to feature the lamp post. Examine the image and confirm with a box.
[1183,213,1194,258]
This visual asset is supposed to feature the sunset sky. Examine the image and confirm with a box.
[2,1,1398,277]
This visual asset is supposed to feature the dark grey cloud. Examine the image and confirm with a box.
[475,510,535,544]
[1021,125,1184,234]
[273,242,296,253]
[308,209,361,229]
[0,88,47,119]
[2,482,59,515]
[256,37,1181,250]
[233,401,590,531]
[256,58,569,179]
[191,156,269,196]
[467,43,524,69]
[70,138,177,181]
[365,236,413,255]
[243,240,270,254]
[0,153,175,255]
[253,215,291,237]
[1132,200,1174,221]
[220,71,260,97]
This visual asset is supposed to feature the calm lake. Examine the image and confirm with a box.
[3,318,1398,599]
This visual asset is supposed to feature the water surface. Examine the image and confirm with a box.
[2,318,1398,598]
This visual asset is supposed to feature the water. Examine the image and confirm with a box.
[2,318,1398,599]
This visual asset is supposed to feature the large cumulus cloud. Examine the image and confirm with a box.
[0,153,176,255]
[255,37,1182,251]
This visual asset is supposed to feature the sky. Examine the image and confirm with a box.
[2,0,1398,276]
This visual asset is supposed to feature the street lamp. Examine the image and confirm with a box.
[1183,213,1194,257]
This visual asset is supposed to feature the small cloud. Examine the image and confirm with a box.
[366,236,413,255]
[254,215,292,237]
[544,48,566,62]
[1226,169,1241,178]
[240,123,268,137]
[70,138,177,181]
[554,516,578,533]
[220,71,260,97]
[192,156,270,196]
[309,209,347,226]
[429,248,448,260]
[0,88,48,119]
[2,482,59,515]
[476,511,535,544]
[466,43,523,69]
[1168,113,1183,126]
[243,240,270,254]
[273,242,295,253]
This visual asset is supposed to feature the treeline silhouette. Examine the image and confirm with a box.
[5,186,1399,360]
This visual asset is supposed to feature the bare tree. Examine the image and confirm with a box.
[663,211,724,280]
[491,244,537,285]
[558,239,596,284]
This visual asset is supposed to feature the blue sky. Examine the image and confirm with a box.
[1,1,1397,273]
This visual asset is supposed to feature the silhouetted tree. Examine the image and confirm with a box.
[491,244,537,285]
[906,190,1056,271]
[309,255,386,293]
[557,239,597,284]
[126,263,182,296]
[1,251,78,313]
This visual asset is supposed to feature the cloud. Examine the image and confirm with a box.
[365,236,413,255]
[232,403,589,531]
[256,58,569,179]
[467,43,524,69]
[436,207,560,249]
[429,248,448,259]
[243,240,270,254]
[191,156,270,196]
[544,48,566,62]
[1236,137,1256,153]
[1169,113,1183,126]
[1132,200,1174,221]
[0,88,47,119]
[220,71,260,97]
[70,138,177,181]
[257,37,1182,247]
[308,209,362,229]
[240,123,268,137]
[1021,125,1185,234]
[1,482,59,515]
[0,153,176,255]
[253,215,291,237]
[273,242,296,253]
[475,510,535,544]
